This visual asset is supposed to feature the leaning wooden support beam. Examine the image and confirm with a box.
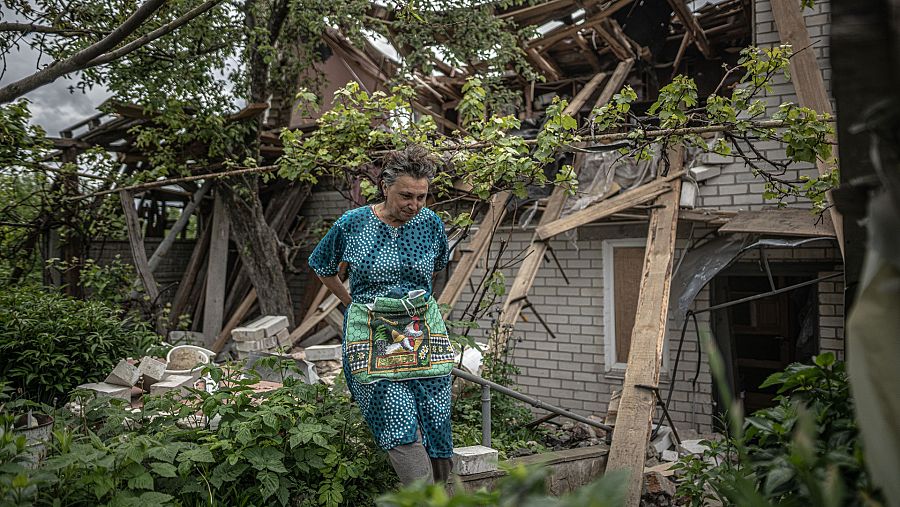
[591,58,634,112]
[534,170,685,240]
[605,149,683,507]
[566,72,608,115]
[147,179,212,274]
[288,282,348,346]
[119,190,160,304]
[201,192,229,345]
[666,0,714,59]
[771,0,844,257]
[438,191,510,314]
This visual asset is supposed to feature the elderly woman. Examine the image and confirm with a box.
[308,145,454,486]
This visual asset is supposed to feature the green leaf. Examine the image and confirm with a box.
[150,462,178,478]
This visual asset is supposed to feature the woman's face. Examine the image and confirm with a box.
[383,175,428,222]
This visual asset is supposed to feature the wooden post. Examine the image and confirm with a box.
[119,190,160,304]
[202,191,229,345]
[438,191,510,314]
[605,149,683,507]
[771,0,844,257]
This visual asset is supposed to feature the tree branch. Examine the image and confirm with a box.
[86,0,223,67]
[0,0,167,103]
[0,22,99,36]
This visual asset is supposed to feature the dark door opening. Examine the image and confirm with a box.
[712,274,819,415]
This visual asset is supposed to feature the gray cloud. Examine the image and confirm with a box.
[2,42,110,136]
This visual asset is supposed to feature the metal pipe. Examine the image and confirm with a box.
[452,368,613,433]
[693,272,842,315]
[481,384,492,447]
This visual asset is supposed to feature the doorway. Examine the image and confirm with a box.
[712,274,819,415]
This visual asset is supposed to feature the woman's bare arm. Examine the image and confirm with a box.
[317,274,352,306]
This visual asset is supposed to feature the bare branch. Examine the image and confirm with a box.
[0,0,167,103]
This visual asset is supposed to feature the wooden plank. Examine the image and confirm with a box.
[525,47,562,81]
[574,33,603,71]
[147,179,212,274]
[605,148,683,507]
[771,0,844,256]
[591,58,634,111]
[530,0,634,50]
[534,171,684,240]
[202,192,229,345]
[288,285,346,346]
[119,190,160,303]
[613,246,645,363]
[438,191,510,314]
[666,0,713,58]
[717,207,836,237]
[168,221,211,330]
[567,72,608,115]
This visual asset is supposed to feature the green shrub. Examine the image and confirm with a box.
[378,463,627,507]
[1,362,395,506]
[675,352,882,506]
[0,285,158,405]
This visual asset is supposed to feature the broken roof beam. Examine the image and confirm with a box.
[593,20,634,60]
[534,169,684,240]
[573,33,604,71]
[591,58,634,111]
[605,148,683,507]
[666,0,714,59]
[438,191,510,314]
[525,47,564,81]
[529,0,634,51]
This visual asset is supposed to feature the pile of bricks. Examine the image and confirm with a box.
[231,316,292,359]
[76,356,195,401]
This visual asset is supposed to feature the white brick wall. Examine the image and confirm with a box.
[697,0,833,211]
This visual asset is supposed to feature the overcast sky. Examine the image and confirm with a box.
[1,42,111,136]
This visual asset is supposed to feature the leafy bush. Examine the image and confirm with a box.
[452,354,547,458]
[378,463,627,507]
[675,352,882,506]
[1,362,395,506]
[0,285,158,405]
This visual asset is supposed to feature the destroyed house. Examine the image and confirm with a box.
[294,0,843,436]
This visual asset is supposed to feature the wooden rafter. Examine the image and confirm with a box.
[605,148,683,507]
[666,0,714,59]
[534,170,685,240]
[591,58,634,111]
[120,190,160,304]
[528,0,634,51]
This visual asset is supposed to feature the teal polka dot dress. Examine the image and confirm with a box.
[309,205,453,458]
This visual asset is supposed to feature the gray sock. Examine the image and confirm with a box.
[430,457,453,484]
[387,432,433,486]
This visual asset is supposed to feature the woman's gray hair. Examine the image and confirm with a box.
[380,145,438,188]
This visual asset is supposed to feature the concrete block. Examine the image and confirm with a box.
[234,335,278,352]
[76,382,132,401]
[274,328,291,349]
[304,344,342,362]
[452,445,499,476]
[690,165,722,182]
[149,375,195,396]
[138,356,167,382]
[105,360,140,387]
[232,315,289,341]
